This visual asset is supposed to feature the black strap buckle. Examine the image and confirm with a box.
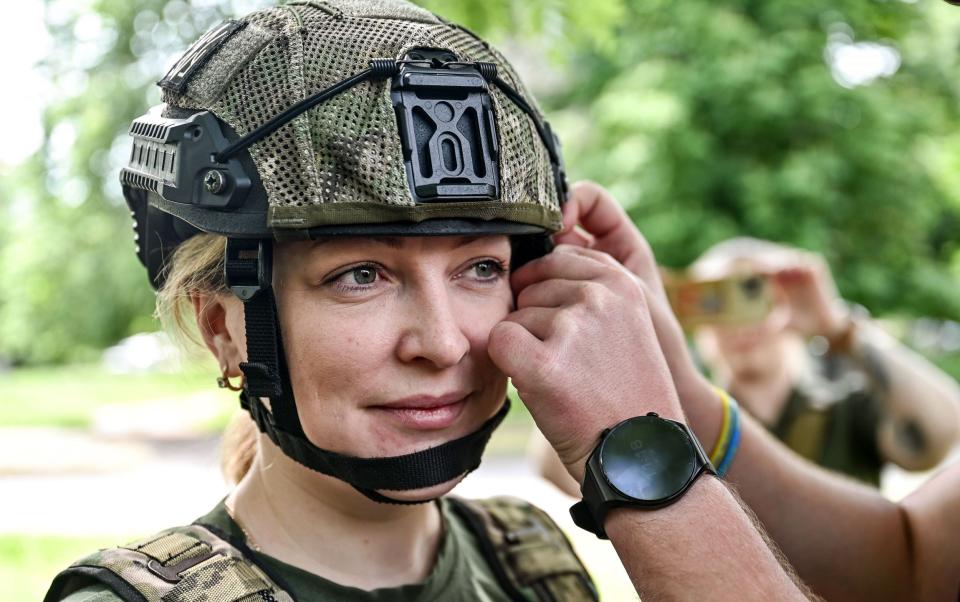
[224,238,272,301]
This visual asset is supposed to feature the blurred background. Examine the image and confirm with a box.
[3,0,960,598]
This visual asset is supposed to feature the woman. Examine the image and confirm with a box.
[691,238,960,485]
[45,2,811,600]
[45,1,598,599]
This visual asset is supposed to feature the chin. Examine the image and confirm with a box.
[374,473,467,503]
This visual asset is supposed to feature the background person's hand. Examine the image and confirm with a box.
[488,243,684,482]
[762,253,849,340]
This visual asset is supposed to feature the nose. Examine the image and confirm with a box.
[395,284,471,369]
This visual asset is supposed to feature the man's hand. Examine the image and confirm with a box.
[554,181,709,400]
[488,243,683,482]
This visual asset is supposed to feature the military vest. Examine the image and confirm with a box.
[45,496,597,602]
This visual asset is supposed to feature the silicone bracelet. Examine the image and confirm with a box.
[709,387,732,465]
[716,400,742,477]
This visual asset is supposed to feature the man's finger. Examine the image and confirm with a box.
[563,181,631,238]
[516,278,589,311]
[565,181,660,287]
[499,306,565,341]
[511,245,611,294]
[553,226,594,248]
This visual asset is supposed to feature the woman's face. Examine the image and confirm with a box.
[703,303,792,380]
[272,235,512,467]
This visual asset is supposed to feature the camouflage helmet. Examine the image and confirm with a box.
[121,0,568,504]
[122,0,567,288]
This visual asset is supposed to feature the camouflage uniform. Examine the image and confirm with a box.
[47,497,597,601]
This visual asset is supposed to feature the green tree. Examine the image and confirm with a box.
[0,0,272,364]
[567,1,960,320]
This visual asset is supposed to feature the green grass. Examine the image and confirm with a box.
[0,533,137,601]
[0,362,236,430]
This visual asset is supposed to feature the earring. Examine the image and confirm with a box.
[217,370,245,392]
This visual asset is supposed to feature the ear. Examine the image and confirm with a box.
[192,292,246,377]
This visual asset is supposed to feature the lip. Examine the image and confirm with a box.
[370,392,469,431]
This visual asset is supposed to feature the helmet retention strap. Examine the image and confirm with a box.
[224,237,509,505]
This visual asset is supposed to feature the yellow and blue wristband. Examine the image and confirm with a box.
[709,387,741,477]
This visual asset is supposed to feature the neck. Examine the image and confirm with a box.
[716,339,806,426]
[226,435,444,590]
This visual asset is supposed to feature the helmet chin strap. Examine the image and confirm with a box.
[240,389,510,505]
[226,237,509,504]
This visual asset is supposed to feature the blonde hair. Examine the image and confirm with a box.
[689,237,792,281]
[157,233,259,486]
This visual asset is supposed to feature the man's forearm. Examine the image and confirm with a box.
[606,476,808,600]
[852,320,960,470]
[900,464,960,601]
[681,380,914,600]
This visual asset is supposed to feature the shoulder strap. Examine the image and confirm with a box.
[448,495,598,602]
[45,524,295,602]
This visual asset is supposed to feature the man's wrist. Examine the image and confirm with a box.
[564,455,588,484]
[560,381,688,484]
[824,303,871,355]
[604,473,725,532]
[562,403,691,486]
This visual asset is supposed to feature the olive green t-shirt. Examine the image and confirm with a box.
[56,498,512,601]
[763,353,883,486]
[771,385,882,486]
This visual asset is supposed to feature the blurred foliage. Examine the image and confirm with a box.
[2,0,960,364]
[426,0,960,319]
[0,363,229,427]
[1,533,128,601]
[0,0,244,364]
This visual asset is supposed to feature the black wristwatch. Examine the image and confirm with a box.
[570,412,716,539]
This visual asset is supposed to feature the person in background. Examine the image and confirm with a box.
[689,238,960,485]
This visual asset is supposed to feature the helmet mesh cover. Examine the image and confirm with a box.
[160,0,561,233]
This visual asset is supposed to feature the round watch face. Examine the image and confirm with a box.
[599,416,697,502]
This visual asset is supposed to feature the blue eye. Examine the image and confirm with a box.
[460,260,506,285]
[326,264,381,292]
[472,260,502,280]
[350,266,377,285]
